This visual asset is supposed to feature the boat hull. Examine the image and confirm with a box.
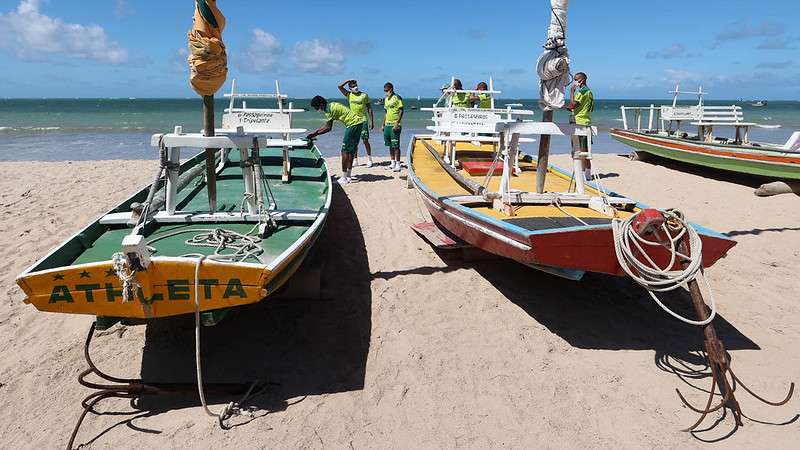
[408,137,736,276]
[610,128,800,180]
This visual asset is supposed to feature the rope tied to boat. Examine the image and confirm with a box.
[185,228,265,263]
[611,208,717,326]
[110,252,140,303]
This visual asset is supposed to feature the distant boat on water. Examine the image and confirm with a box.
[751,100,767,107]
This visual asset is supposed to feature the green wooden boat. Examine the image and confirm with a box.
[610,128,800,180]
[16,86,331,327]
[612,87,800,180]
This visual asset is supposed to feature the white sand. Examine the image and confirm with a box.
[0,155,798,448]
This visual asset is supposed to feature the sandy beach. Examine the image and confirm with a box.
[0,154,798,448]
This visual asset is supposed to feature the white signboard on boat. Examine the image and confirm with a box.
[438,110,501,134]
[223,109,291,131]
[661,105,700,121]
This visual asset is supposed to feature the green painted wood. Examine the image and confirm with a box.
[30,146,330,271]
[612,133,800,180]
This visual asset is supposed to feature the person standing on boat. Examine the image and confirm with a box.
[383,82,404,172]
[448,79,471,108]
[306,96,366,185]
[338,79,375,167]
[566,72,594,180]
[469,81,492,108]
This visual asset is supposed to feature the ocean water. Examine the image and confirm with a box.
[0,97,797,162]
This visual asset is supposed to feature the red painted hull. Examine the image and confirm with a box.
[419,189,736,276]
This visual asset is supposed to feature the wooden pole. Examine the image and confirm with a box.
[535,109,554,193]
[203,95,217,213]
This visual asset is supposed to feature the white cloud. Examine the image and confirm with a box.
[716,20,784,42]
[0,0,128,64]
[290,39,345,75]
[113,0,132,19]
[239,28,282,73]
[645,43,685,60]
[171,48,189,73]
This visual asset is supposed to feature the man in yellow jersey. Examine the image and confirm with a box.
[449,78,471,108]
[566,72,594,180]
[307,96,366,185]
[469,81,492,108]
[338,79,375,167]
[382,82,404,172]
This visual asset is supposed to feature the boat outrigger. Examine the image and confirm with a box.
[611,86,800,180]
[15,80,331,328]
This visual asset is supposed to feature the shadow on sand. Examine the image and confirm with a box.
[129,182,372,419]
[468,257,757,354]
[621,153,773,189]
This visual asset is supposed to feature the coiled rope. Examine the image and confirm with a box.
[611,209,717,326]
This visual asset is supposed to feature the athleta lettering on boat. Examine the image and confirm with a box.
[47,278,248,303]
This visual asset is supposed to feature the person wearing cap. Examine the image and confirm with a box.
[306,96,366,185]
[338,79,375,167]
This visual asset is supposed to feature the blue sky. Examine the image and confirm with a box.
[0,0,798,99]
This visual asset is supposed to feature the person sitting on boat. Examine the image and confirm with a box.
[338,79,375,167]
[566,72,594,180]
[307,96,366,185]
[383,82,404,172]
[448,79,471,108]
[469,82,491,108]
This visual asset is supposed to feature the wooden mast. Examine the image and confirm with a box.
[203,95,217,213]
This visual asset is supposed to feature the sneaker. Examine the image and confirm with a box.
[366,160,373,168]
[392,164,402,172]
[385,161,395,170]
[353,158,360,167]
[337,176,350,185]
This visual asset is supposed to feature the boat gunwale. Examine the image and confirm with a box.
[610,128,800,164]
[406,135,734,243]
[16,144,332,283]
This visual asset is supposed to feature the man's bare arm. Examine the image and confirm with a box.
[338,80,351,97]
[307,120,333,139]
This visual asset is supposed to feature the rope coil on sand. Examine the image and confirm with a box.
[611,209,717,326]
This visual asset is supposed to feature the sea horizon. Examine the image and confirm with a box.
[1,97,797,162]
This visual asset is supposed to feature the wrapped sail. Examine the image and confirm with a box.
[188,0,227,96]
[537,0,570,111]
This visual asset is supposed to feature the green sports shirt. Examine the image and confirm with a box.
[573,87,594,126]
[451,92,471,108]
[325,102,365,128]
[347,91,371,120]
[384,94,404,125]
[477,93,491,108]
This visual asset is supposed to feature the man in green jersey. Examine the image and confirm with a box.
[469,81,491,108]
[307,96,366,185]
[338,79,375,167]
[566,72,594,180]
[449,78,471,108]
[382,82,404,172]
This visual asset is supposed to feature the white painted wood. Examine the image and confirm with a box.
[165,147,181,215]
[152,133,304,149]
[782,131,800,152]
[240,148,257,215]
[499,121,598,136]
[99,210,320,225]
[447,193,636,206]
